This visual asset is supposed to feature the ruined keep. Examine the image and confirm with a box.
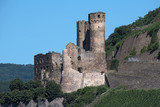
[34,12,107,93]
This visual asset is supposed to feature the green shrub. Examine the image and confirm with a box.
[24,80,43,90]
[20,90,33,103]
[45,81,62,102]
[140,46,147,54]
[157,51,160,59]
[9,79,24,91]
[110,59,119,71]
[32,87,45,101]
[129,47,137,56]
[63,85,108,107]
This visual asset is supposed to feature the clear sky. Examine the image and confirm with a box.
[0,0,160,64]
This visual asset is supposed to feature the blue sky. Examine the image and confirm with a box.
[0,0,160,64]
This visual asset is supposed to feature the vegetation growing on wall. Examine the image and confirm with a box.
[110,59,119,71]
[147,27,159,53]
[157,51,160,59]
[140,46,147,54]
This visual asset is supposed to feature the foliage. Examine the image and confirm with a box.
[0,79,44,104]
[110,59,119,71]
[63,85,108,107]
[105,7,160,57]
[24,80,43,90]
[0,81,10,92]
[157,51,160,59]
[129,47,137,56]
[147,28,159,53]
[45,81,62,102]
[92,88,160,107]
[0,63,33,82]
[0,63,34,92]
[9,79,24,91]
[140,46,147,54]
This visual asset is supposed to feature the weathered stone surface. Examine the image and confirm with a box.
[0,98,64,107]
[114,32,151,60]
[108,61,160,89]
[34,52,62,84]
[61,49,106,93]
[34,12,107,93]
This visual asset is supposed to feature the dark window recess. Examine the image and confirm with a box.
[98,26,100,28]
[98,15,100,18]
[44,66,45,69]
[78,56,81,60]
[47,66,49,69]
[78,48,81,54]
[78,67,82,73]
[41,67,43,70]
[47,57,49,61]
[101,71,104,75]
[79,30,81,32]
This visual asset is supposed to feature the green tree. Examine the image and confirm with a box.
[45,81,62,102]
[32,87,45,100]
[9,79,24,91]
[20,90,33,103]
[24,80,43,90]
[10,90,22,103]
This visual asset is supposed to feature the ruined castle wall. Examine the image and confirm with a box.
[77,21,89,50]
[34,52,62,84]
[89,12,105,53]
[83,72,105,87]
[61,49,106,93]
[66,43,106,73]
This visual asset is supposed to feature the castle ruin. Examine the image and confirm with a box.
[34,12,108,93]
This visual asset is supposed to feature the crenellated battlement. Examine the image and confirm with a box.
[89,12,105,24]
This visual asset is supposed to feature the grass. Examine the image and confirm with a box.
[92,88,160,107]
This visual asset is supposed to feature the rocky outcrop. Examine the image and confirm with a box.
[0,98,64,107]
[115,32,151,60]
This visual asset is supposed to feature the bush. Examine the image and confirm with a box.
[63,85,108,107]
[140,46,147,54]
[20,90,33,103]
[157,51,160,59]
[110,59,119,71]
[32,87,45,100]
[45,81,62,102]
[24,80,43,90]
[147,28,159,53]
[129,47,137,56]
[9,79,24,91]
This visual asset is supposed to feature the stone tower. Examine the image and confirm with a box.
[89,12,105,53]
[77,20,90,51]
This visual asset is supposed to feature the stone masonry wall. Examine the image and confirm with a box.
[61,49,106,93]
[108,60,160,89]
[34,52,62,84]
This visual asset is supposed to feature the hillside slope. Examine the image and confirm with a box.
[106,7,160,89]
[0,63,34,92]
[106,7,160,58]
[0,63,34,82]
